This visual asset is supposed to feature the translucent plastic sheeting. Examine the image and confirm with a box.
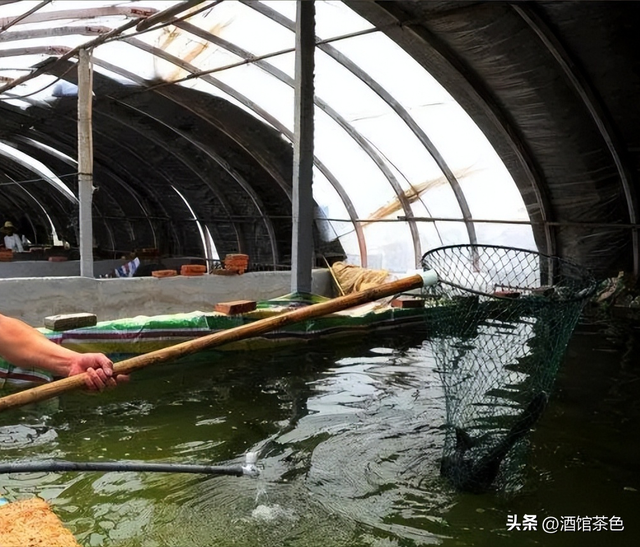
[259,0,297,23]
[332,31,531,221]
[260,0,374,40]
[264,50,296,82]
[206,2,295,58]
[313,110,397,218]
[314,48,446,189]
[473,222,538,251]
[411,102,529,222]
[94,41,168,82]
[457,166,530,222]
[213,63,295,132]
[432,221,474,248]
[415,177,466,220]
[413,200,470,253]
[314,1,375,40]
[337,228,362,267]
[361,220,414,272]
[312,170,356,230]
[331,33,453,119]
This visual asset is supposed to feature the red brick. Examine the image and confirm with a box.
[214,300,257,315]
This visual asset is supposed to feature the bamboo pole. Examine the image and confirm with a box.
[0,270,437,413]
[321,255,345,296]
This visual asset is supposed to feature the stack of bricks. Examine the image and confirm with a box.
[224,254,249,274]
[0,249,12,262]
[180,264,207,276]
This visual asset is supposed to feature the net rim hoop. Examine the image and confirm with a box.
[421,243,597,304]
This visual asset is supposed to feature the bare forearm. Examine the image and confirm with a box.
[0,313,127,391]
[0,313,80,376]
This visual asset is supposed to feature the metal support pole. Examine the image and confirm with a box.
[291,0,315,294]
[78,48,94,277]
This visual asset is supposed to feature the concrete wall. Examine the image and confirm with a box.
[0,259,126,278]
[0,269,334,327]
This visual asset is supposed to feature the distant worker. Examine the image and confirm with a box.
[2,221,30,252]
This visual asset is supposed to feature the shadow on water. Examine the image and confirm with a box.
[0,321,639,546]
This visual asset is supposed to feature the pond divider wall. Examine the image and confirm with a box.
[0,269,333,327]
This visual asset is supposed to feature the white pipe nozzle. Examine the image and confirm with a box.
[419,269,438,287]
[242,451,260,477]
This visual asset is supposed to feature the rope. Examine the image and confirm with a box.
[330,261,390,294]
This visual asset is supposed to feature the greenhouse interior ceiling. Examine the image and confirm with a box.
[0,0,638,277]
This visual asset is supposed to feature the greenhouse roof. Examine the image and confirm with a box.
[0,1,637,276]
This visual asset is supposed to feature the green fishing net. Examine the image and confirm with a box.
[420,245,596,493]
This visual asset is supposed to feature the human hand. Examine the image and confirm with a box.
[67,353,129,391]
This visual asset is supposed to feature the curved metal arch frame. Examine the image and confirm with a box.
[46,57,282,265]
[0,2,568,270]
[0,125,77,205]
[111,98,280,263]
[163,18,422,266]
[0,22,291,240]
[89,60,283,266]
[14,134,162,253]
[344,1,556,260]
[243,0,478,249]
[0,6,368,265]
[13,31,354,266]
[511,3,639,276]
[8,57,251,263]
[117,39,369,266]
[145,24,371,265]
[20,123,169,252]
[10,134,120,252]
[0,5,156,29]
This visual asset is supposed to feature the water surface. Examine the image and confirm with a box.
[0,321,638,546]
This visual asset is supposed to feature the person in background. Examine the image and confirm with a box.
[1,221,30,252]
[0,313,128,391]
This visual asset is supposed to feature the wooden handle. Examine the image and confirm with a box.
[0,272,434,413]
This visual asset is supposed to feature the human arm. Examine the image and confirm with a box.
[0,313,128,390]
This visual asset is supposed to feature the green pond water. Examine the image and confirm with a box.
[0,319,638,547]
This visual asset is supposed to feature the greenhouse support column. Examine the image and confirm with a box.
[291,0,315,294]
[78,48,94,278]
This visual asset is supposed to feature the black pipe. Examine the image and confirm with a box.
[0,460,249,476]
